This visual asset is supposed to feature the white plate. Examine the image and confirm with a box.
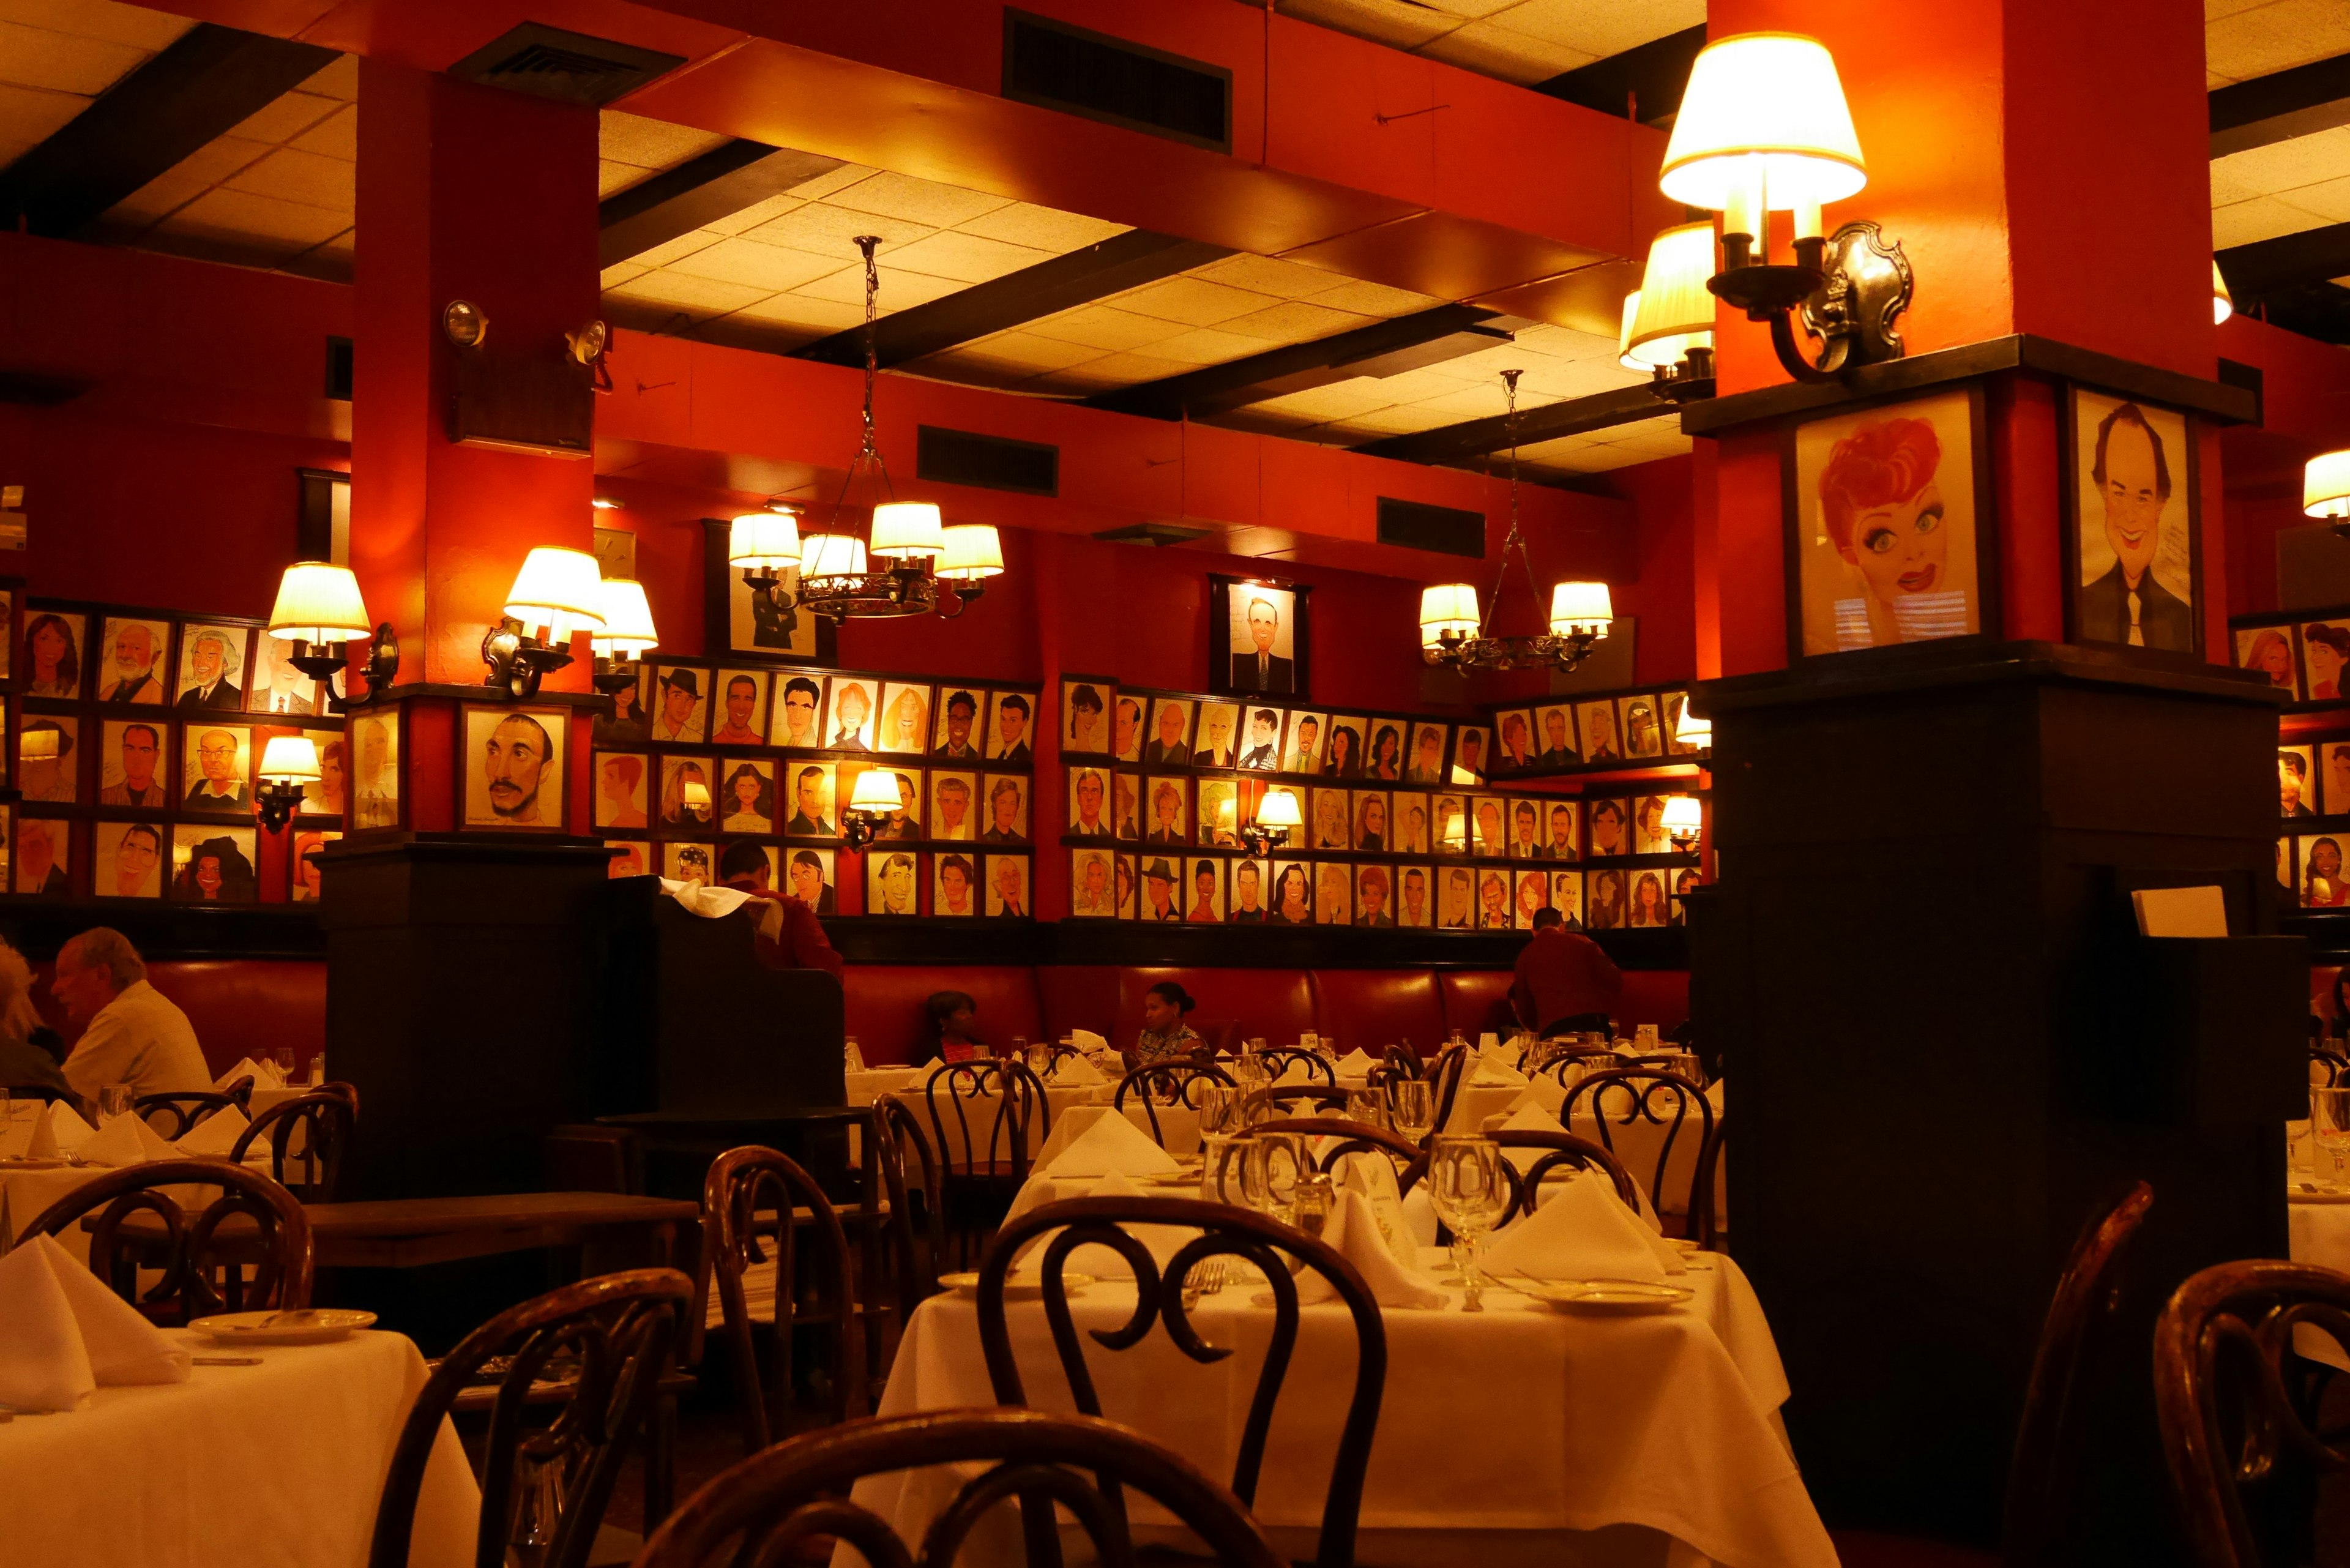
[190,1308,376,1345]
[938,1272,1094,1301]
[1511,1279,1693,1315]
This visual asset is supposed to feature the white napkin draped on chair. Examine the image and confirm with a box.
[1483,1174,1685,1283]
[0,1233,190,1411]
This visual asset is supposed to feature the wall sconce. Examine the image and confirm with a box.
[1675,701,1713,752]
[841,767,903,851]
[2212,261,2234,326]
[483,547,605,700]
[267,562,395,711]
[589,577,658,695]
[1662,32,1909,384]
[256,734,319,832]
[2306,451,2350,539]
[1440,810,1468,855]
[1623,223,1717,403]
[1661,794,1704,855]
[1242,787,1302,859]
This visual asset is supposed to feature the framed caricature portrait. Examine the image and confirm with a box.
[351,710,400,829]
[1195,701,1242,770]
[1236,704,1283,771]
[1111,693,1147,765]
[1391,792,1431,855]
[1575,700,1622,763]
[1550,869,1584,928]
[1531,705,1579,769]
[19,717,76,804]
[2307,620,2350,702]
[785,846,837,913]
[767,672,827,750]
[94,719,167,808]
[1362,719,1407,783]
[1469,796,1507,859]
[1586,797,1632,859]
[1063,677,1115,756]
[2322,741,2350,818]
[606,841,651,880]
[463,706,567,831]
[14,813,64,896]
[1452,725,1492,785]
[870,765,924,841]
[659,756,717,831]
[595,752,651,829]
[1790,385,1992,658]
[649,665,709,745]
[95,616,170,705]
[867,849,922,916]
[2065,389,2200,654]
[1228,855,1270,922]
[704,518,833,666]
[1632,794,1674,855]
[984,692,1035,767]
[1114,853,1138,920]
[290,828,340,903]
[180,720,250,814]
[1395,864,1434,928]
[1353,790,1390,852]
[1313,861,1351,925]
[1437,864,1475,930]
[1144,696,1195,766]
[174,622,251,710]
[2234,625,2301,699]
[2283,745,2320,820]
[1112,772,1142,840]
[1661,692,1698,756]
[826,676,878,752]
[1505,798,1545,860]
[1065,766,1113,838]
[1669,867,1704,925]
[22,608,85,700]
[1196,778,1239,847]
[1626,868,1673,928]
[984,854,1031,918]
[707,670,771,747]
[94,821,164,900]
[783,761,838,837]
[1540,797,1581,862]
[1210,575,1310,700]
[1307,786,1350,851]
[247,635,323,717]
[171,824,256,903]
[717,758,777,834]
[935,851,982,917]
[664,842,716,887]
[1183,856,1224,922]
[1321,714,1368,778]
[1474,867,1510,929]
[1512,867,1549,930]
[1354,863,1395,927]
[300,729,345,819]
[1281,711,1326,776]
[1404,721,1450,784]
[1135,856,1179,922]
[2297,834,2344,908]
[876,682,932,756]
[1493,710,1537,774]
[1069,846,1117,917]
[931,686,985,761]
[925,770,974,842]
[1267,859,1312,924]
[1586,867,1627,928]
[1143,776,1190,845]
[1619,695,1665,759]
[977,773,1029,843]
[1432,793,1468,856]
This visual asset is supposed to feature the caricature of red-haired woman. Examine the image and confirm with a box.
[1818,416,1963,647]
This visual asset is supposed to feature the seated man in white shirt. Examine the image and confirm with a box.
[55,927,210,1103]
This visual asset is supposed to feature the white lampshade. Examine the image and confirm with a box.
[505,547,606,636]
[1257,788,1304,829]
[869,501,944,560]
[2307,451,2350,520]
[1625,223,1719,368]
[1661,795,1703,836]
[1661,33,1868,213]
[938,523,1005,581]
[729,510,802,568]
[1549,581,1614,637]
[589,578,658,659]
[848,768,903,812]
[1419,583,1481,648]
[19,725,59,762]
[1675,702,1714,747]
[1617,290,1647,371]
[2213,260,2234,326]
[802,533,868,578]
[258,734,321,783]
[267,563,371,643]
[1440,812,1468,848]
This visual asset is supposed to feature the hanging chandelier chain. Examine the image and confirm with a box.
[1478,368,1542,635]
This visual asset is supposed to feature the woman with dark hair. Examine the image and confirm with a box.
[1322,724,1363,779]
[1587,868,1628,929]
[915,990,988,1067]
[721,762,775,831]
[1369,724,1402,782]
[2309,623,2350,702]
[24,613,78,699]
[1269,864,1311,924]
[1132,981,1201,1066]
[598,678,647,742]
[173,835,257,903]
[1628,871,1668,928]
[2309,837,2350,908]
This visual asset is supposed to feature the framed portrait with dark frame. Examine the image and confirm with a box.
[349,706,403,832]
[702,518,838,668]
[2060,386,2203,657]
[458,704,569,834]
[1784,384,2000,661]
[1209,575,1311,701]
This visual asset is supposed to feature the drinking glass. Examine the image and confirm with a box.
[1425,1135,1509,1310]
[1239,1132,1310,1223]
[271,1047,296,1081]
[1387,1080,1436,1145]
[1313,1033,1338,1066]
[1195,1083,1236,1137]
[1201,1132,1242,1203]
[2315,1088,2350,1184]
[843,1034,866,1072]
[1291,1172,1335,1241]
[1345,1088,1387,1132]
[99,1085,133,1122]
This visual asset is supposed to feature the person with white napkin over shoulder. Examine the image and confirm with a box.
[54,928,209,1103]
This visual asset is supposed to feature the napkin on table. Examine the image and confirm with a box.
[78,1113,176,1168]
[1042,1109,1180,1178]
[26,1101,93,1159]
[1272,1059,1319,1089]
[1296,1189,1445,1310]
[1048,1055,1106,1087]
[0,1233,190,1412]
[1333,1154,1421,1272]
[1483,1173,1684,1283]
[1069,1029,1110,1055]
[1332,1048,1377,1080]
[176,1104,265,1159]
[1471,1058,1529,1088]
[215,1056,286,1091]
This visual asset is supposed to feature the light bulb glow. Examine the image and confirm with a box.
[259,734,322,783]
[802,534,869,578]
[1256,788,1304,829]
[589,578,658,659]
[1419,583,1481,648]
[2213,259,2234,326]
[869,501,944,560]
[2307,450,2350,520]
[1625,223,1719,368]
[1661,795,1704,835]
[938,524,1004,580]
[504,547,606,635]
[848,768,903,812]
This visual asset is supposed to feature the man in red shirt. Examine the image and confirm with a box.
[1510,907,1621,1035]
[719,841,844,979]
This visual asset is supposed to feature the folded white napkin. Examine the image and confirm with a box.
[27,1101,93,1159]
[1069,1028,1109,1054]
[1272,1060,1319,1089]
[1478,1033,1499,1051]
[1043,1110,1179,1178]
[1048,1055,1105,1086]
[215,1057,286,1091]
[176,1104,257,1159]
[80,1113,176,1168]
[1334,1048,1377,1078]
[1484,1173,1684,1282]
[1471,1058,1529,1088]
[0,1233,190,1411]
[1333,1154,1420,1272]
[1297,1189,1445,1309]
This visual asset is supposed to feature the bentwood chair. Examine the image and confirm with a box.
[977,1195,1387,1568]
[1397,1130,1638,1240]
[21,1159,311,1324]
[232,1088,358,1202]
[1691,1114,1729,1250]
[1113,1059,1236,1147]
[1427,1045,1470,1135]
[1237,1083,1352,1124]
[1258,1045,1336,1085]
[868,1095,946,1347]
[923,1058,1049,1268]
[699,1146,862,1455]
[1250,1115,1423,1173]
[2310,1047,2348,1088]
[133,1077,253,1138]
[1563,1069,1716,1231]
[369,1269,692,1568]
[634,1409,1285,1568]
[1368,1044,1423,1086]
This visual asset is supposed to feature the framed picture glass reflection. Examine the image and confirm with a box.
[2234,625,2301,699]
[23,608,84,700]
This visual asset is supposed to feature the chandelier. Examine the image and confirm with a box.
[729,234,1004,622]
[1419,369,1614,673]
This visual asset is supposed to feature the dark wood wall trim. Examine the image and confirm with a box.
[829,919,1687,970]
[0,905,325,962]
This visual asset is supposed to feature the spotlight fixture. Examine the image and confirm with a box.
[1623,223,1718,403]
[1661,794,1704,855]
[1662,32,1910,384]
[589,576,658,695]
[482,546,604,700]
[841,766,903,851]
[1240,787,1302,859]
[256,734,319,832]
[1419,370,1614,673]
[266,562,395,711]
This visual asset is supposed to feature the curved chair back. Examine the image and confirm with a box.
[634,1408,1285,1568]
[1563,1069,1717,1219]
[871,1095,946,1326]
[701,1146,860,1453]
[1237,1083,1352,1124]
[1691,1113,1728,1250]
[1258,1046,1335,1085]
[1397,1130,1638,1238]
[370,1269,689,1568]
[133,1081,248,1139]
[1427,1045,1469,1135]
[976,1195,1387,1568]
[2311,1047,2349,1088]
[1113,1060,1236,1146]
[1367,1043,1423,1086]
[1250,1115,1423,1173]
[922,1058,1048,1181]
[233,1089,357,1202]
[21,1159,311,1323]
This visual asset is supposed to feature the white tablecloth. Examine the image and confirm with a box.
[0,1327,479,1567]
[1444,1077,1726,1224]
[849,1247,1829,1568]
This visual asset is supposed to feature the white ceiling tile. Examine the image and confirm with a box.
[785,162,874,201]
[742,203,931,259]
[1409,384,1516,419]
[1515,357,1648,398]
[2279,172,2350,222]
[599,159,647,199]
[0,79,94,164]
[603,271,775,320]
[598,110,731,172]
[1193,252,1363,300]
[1417,20,1595,85]
[699,192,807,236]
[791,262,968,310]
[664,237,841,293]
[729,293,868,334]
[952,202,1127,252]
[1483,0,1703,56]
[2207,0,2275,18]
[1138,326,1274,366]
[297,53,357,101]
[1251,381,1401,420]
[2210,125,2350,198]
[1343,366,1474,403]
[224,89,340,147]
[4,0,193,51]
[619,226,726,269]
[1327,403,1447,435]
[99,133,271,228]
[1020,305,1185,352]
[881,228,1053,284]
[225,145,353,214]
[1111,275,1280,326]
[2210,194,2330,247]
[1060,350,1199,386]
[287,102,355,161]
[0,17,147,95]
[825,168,1012,228]
[2207,0,2350,83]
[150,187,350,252]
[600,261,651,289]
[1407,0,1522,17]
[1220,299,1373,342]
[1276,0,1461,50]
[933,330,1106,373]
[1295,277,1441,317]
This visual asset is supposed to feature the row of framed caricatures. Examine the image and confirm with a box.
[1483,689,1702,777]
[598,662,1041,767]
[1786,382,2203,660]
[2234,611,2350,706]
[1064,850,1700,929]
[2283,734,2350,913]
[1059,674,1495,785]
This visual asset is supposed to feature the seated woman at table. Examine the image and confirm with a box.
[912,990,991,1067]
[1130,982,1204,1067]
[0,937,73,1108]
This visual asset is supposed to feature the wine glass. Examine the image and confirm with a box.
[1239,1133,1310,1223]
[2316,1088,2350,1185]
[1425,1135,1509,1310]
[99,1084,133,1122]
[1387,1080,1436,1146]
[1201,1132,1242,1202]
[1195,1082,1236,1137]
[1345,1087,1387,1132]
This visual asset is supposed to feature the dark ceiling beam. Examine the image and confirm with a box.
[1535,25,1707,128]
[2218,220,2350,296]
[1081,304,1512,421]
[790,229,1228,369]
[0,24,337,238]
[1350,383,1666,467]
[2211,51,2350,157]
[598,142,845,267]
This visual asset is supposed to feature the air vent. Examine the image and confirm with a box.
[1377,497,1485,559]
[917,426,1059,497]
[447,23,684,108]
[1094,521,1212,548]
[1003,10,1232,154]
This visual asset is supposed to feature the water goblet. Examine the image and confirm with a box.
[1195,1083,1236,1137]
[1240,1132,1310,1224]
[1425,1134,1509,1310]
[1386,1079,1436,1146]
[1345,1088,1387,1133]
[2316,1088,2350,1185]
[99,1084,133,1122]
